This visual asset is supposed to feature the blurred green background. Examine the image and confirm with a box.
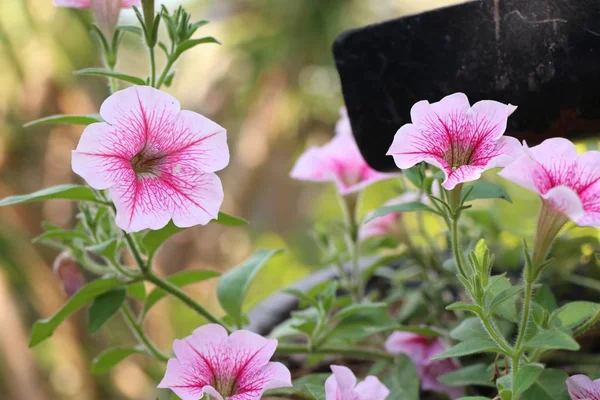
[1,0,598,399]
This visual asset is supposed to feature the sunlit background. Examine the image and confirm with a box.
[1,0,598,399]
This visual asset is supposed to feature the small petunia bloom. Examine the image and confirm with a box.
[387,92,521,190]
[385,332,464,399]
[567,374,600,400]
[359,191,421,241]
[499,138,600,227]
[325,365,389,400]
[52,252,85,298]
[291,108,398,195]
[54,0,140,37]
[72,86,229,233]
[158,324,292,400]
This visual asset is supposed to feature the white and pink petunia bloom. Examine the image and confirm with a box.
[499,138,600,227]
[72,86,229,233]
[291,108,399,195]
[325,365,389,400]
[54,0,140,36]
[387,92,521,190]
[385,332,464,399]
[158,324,292,400]
[567,374,600,400]
[359,191,421,241]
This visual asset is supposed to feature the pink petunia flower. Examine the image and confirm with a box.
[158,324,292,400]
[359,191,421,241]
[291,108,398,195]
[54,0,140,36]
[385,332,464,399]
[499,138,600,227]
[72,86,229,233]
[387,92,521,190]
[567,374,600,400]
[325,365,389,400]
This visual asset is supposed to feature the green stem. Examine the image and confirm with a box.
[450,216,468,277]
[480,314,513,355]
[124,232,147,273]
[121,305,170,362]
[276,344,394,361]
[514,280,534,352]
[149,46,156,87]
[156,56,175,89]
[512,355,521,399]
[144,270,229,329]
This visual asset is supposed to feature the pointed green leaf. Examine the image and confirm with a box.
[175,36,221,56]
[74,68,146,85]
[383,355,420,400]
[487,285,523,315]
[24,114,102,128]
[217,249,283,326]
[534,285,558,312]
[30,277,123,347]
[91,346,144,374]
[364,202,435,223]
[524,329,580,351]
[464,181,512,203]
[126,282,146,302]
[0,185,100,207]
[332,302,387,323]
[88,288,126,333]
[32,230,91,244]
[144,269,220,314]
[550,301,600,329]
[521,369,570,400]
[213,212,248,226]
[513,363,544,397]
[446,302,482,315]
[485,276,518,322]
[430,338,504,360]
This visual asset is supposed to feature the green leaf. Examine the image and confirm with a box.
[213,212,248,226]
[464,181,512,203]
[363,202,435,223]
[550,301,600,329]
[0,185,100,207]
[458,397,493,400]
[126,282,146,302]
[91,346,144,374]
[487,285,523,315]
[485,276,519,322]
[450,318,489,341]
[86,239,120,259]
[88,288,127,333]
[521,369,570,400]
[144,269,220,313]
[383,355,420,400]
[175,36,221,57]
[446,302,482,315]
[74,68,146,85]
[30,277,123,346]
[534,285,558,313]
[430,338,503,360]
[524,329,580,351]
[513,363,544,397]
[438,363,495,387]
[217,249,283,326]
[32,230,91,244]
[23,114,102,128]
[118,25,143,36]
[332,302,387,323]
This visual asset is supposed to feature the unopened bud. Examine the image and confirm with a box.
[91,0,122,38]
[53,252,85,298]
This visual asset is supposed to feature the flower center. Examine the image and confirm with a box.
[130,151,161,176]
[214,378,237,398]
[444,141,475,170]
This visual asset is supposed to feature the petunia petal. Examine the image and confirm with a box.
[443,164,486,190]
[168,110,229,173]
[227,330,278,369]
[541,185,585,223]
[100,86,180,133]
[481,135,523,169]
[324,374,340,400]
[202,386,226,400]
[331,365,357,391]
[260,362,293,391]
[468,100,515,141]
[387,123,446,170]
[121,0,140,6]
[355,376,390,400]
[110,171,223,233]
[157,359,205,400]
[567,374,600,400]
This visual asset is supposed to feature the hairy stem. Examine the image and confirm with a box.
[121,304,170,362]
[144,270,229,329]
[514,280,534,352]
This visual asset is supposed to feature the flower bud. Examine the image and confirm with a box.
[53,252,85,297]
